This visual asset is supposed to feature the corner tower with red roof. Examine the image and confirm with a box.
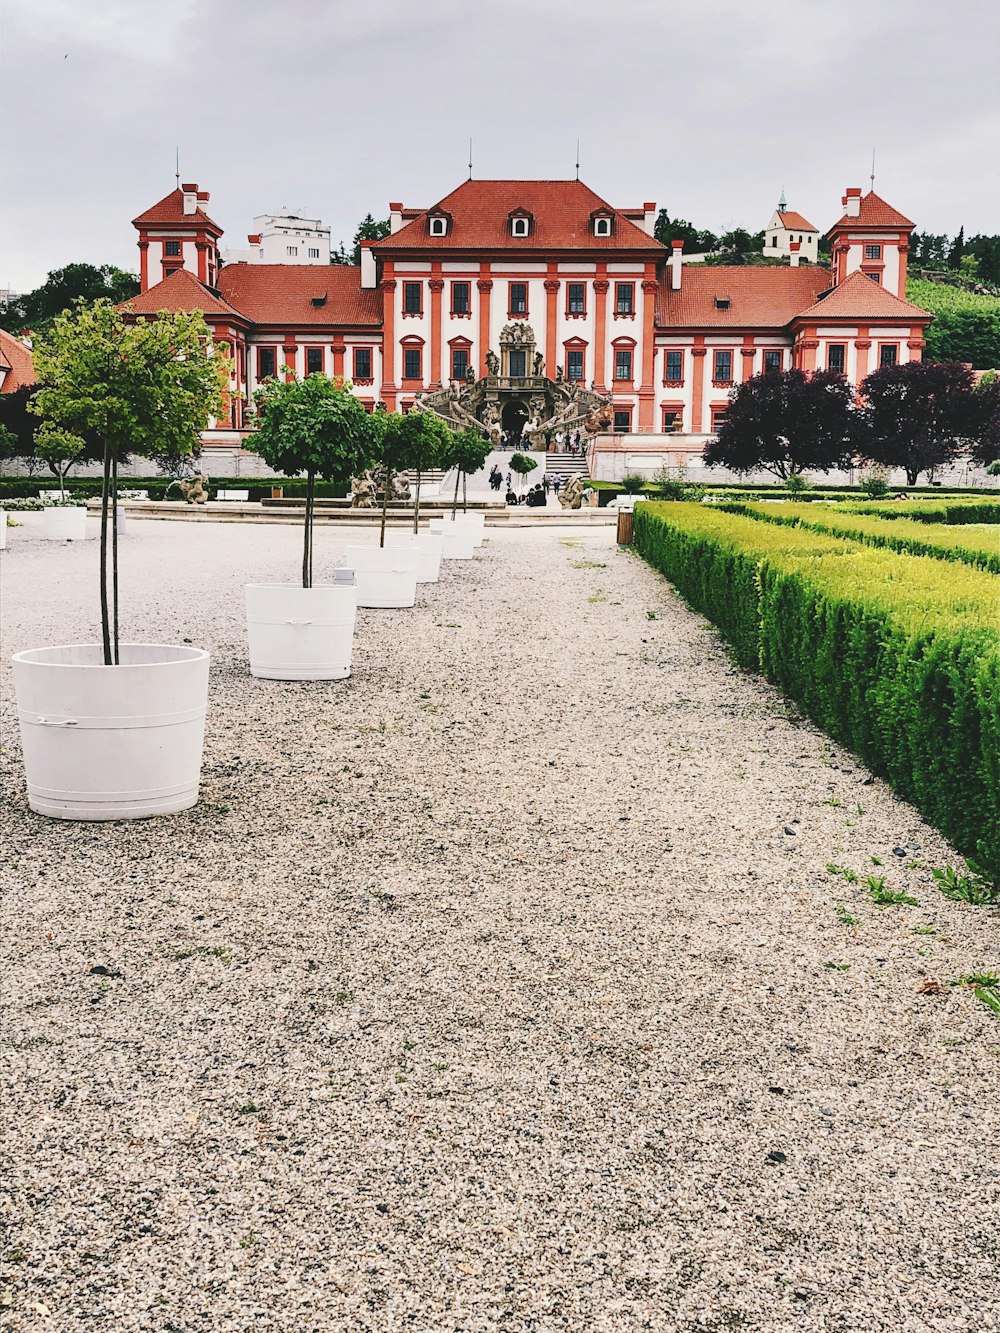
[827,188,914,296]
[132,183,223,292]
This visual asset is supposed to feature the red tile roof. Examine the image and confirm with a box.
[828,191,914,233]
[775,210,817,232]
[217,264,381,327]
[795,270,930,321]
[120,267,246,320]
[656,265,830,329]
[132,188,222,234]
[373,179,663,252]
[0,328,36,393]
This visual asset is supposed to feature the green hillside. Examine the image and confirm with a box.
[908,278,1000,368]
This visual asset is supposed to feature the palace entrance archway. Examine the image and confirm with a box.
[501,399,529,440]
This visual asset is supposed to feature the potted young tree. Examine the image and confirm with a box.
[34,424,88,540]
[344,409,423,607]
[246,373,381,677]
[432,428,493,554]
[380,410,452,583]
[12,299,227,821]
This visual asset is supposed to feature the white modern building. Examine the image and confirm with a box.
[222,208,331,266]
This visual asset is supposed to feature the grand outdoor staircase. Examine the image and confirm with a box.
[544,454,590,482]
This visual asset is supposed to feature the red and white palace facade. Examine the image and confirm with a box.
[128,178,931,465]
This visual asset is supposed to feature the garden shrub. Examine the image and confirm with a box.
[633,502,1000,882]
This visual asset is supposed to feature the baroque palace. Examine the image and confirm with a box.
[127,176,931,462]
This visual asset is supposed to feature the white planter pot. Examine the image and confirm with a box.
[344,545,419,608]
[11,643,210,821]
[0,511,6,550]
[429,518,475,560]
[245,579,357,681]
[44,507,88,541]
[383,530,444,584]
[115,507,127,535]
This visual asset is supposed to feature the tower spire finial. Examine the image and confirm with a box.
[870,147,876,190]
[175,147,180,187]
[575,139,580,181]
[778,185,786,212]
[468,138,473,181]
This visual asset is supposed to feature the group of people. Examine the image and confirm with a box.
[492,429,585,453]
[492,467,562,507]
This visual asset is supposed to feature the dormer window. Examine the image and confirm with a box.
[715,297,731,310]
[508,209,533,239]
[428,214,448,238]
[592,213,614,238]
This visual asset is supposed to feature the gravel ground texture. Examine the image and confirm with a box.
[1,512,998,1333]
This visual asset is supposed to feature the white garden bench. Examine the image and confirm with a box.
[216,489,249,502]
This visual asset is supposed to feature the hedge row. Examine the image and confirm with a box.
[841,499,1000,525]
[632,502,1000,882]
[719,501,1000,574]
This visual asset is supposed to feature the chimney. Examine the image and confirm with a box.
[670,239,683,290]
[247,234,262,245]
[360,239,377,289]
[389,201,404,234]
[789,241,801,267]
[182,182,198,216]
[844,187,862,219]
[642,201,657,237]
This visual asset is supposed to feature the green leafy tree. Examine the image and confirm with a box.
[948,226,966,270]
[0,422,18,467]
[855,360,979,485]
[443,429,492,516]
[1,264,140,335]
[32,299,227,663]
[381,410,452,537]
[507,450,539,494]
[330,215,391,266]
[0,386,38,456]
[250,374,381,584]
[969,373,1000,467]
[703,369,855,480]
[34,425,85,499]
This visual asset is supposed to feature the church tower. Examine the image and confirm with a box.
[131,183,223,293]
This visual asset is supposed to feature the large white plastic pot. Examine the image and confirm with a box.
[429,518,475,560]
[245,577,357,680]
[44,507,88,541]
[11,643,210,821]
[344,544,419,608]
[383,530,444,584]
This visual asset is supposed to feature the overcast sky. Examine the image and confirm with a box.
[2,0,998,294]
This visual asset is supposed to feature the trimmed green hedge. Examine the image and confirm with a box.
[841,499,1000,525]
[719,501,1000,574]
[0,476,347,503]
[633,502,1000,882]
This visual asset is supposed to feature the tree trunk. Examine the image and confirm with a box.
[413,468,421,535]
[379,465,390,547]
[302,469,315,588]
[58,465,67,502]
[111,452,119,663]
[462,472,467,513]
[99,443,112,666]
[905,466,920,486]
[452,466,461,520]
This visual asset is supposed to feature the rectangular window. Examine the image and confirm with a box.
[664,350,683,382]
[866,271,881,284]
[662,410,683,433]
[404,348,422,380]
[287,246,298,257]
[713,350,733,382]
[305,347,324,375]
[567,282,586,314]
[165,240,181,257]
[354,347,372,380]
[509,348,527,377]
[864,244,882,260]
[613,410,632,432]
[615,282,634,315]
[614,349,633,381]
[827,344,846,374]
[451,282,470,314]
[566,349,584,381]
[711,407,728,433]
[308,247,320,259]
[404,282,422,314]
[509,282,527,315]
[879,344,898,367]
[763,350,782,373]
[257,347,276,380]
[451,347,469,381]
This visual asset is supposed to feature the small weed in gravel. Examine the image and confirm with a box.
[646,610,658,620]
[951,974,1000,1016]
[237,1102,264,1116]
[866,876,918,907]
[588,593,607,603]
[871,856,883,866]
[824,961,851,971]
[931,865,999,907]
[827,864,859,883]
[570,559,607,569]
[913,924,937,936]
[835,905,859,925]
[824,798,843,808]
[335,989,354,1005]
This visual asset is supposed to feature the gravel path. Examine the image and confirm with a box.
[1,514,998,1333]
